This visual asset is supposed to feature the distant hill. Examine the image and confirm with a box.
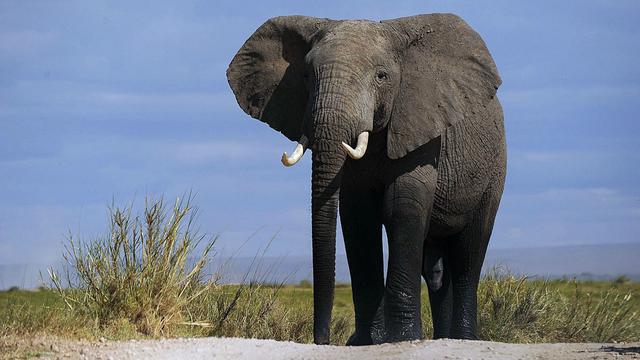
[484,243,640,281]
[1,243,638,289]
[215,242,640,284]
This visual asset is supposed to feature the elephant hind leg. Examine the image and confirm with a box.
[447,187,503,340]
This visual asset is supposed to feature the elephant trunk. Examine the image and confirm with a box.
[310,111,349,345]
[308,64,367,344]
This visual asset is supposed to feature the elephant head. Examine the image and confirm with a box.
[226,13,501,344]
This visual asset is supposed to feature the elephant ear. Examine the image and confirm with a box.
[227,16,330,141]
[383,13,501,159]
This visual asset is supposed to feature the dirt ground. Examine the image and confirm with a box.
[6,336,640,360]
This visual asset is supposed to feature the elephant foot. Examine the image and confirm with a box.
[384,316,423,343]
[450,327,479,340]
[346,331,373,346]
[346,320,386,346]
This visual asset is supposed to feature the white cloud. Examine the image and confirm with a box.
[57,137,283,167]
[172,141,274,164]
[0,203,106,264]
[0,80,237,115]
[501,84,640,111]
[504,226,525,240]
[493,185,640,247]
[0,30,57,56]
[505,186,637,214]
[91,90,234,108]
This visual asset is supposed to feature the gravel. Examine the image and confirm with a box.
[20,336,637,360]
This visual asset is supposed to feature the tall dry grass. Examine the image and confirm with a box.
[184,282,350,343]
[48,195,215,336]
[477,269,638,343]
[43,195,351,343]
[559,283,638,342]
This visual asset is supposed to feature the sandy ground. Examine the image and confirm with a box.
[7,336,640,360]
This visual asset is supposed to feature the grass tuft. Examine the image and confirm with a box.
[560,282,638,342]
[476,268,639,343]
[48,195,215,337]
[478,269,559,342]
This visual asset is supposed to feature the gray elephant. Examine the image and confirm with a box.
[226,13,505,345]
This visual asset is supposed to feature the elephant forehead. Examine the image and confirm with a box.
[329,20,381,35]
[325,21,387,44]
[311,21,392,63]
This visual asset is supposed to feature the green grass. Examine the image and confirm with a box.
[1,195,638,353]
[2,280,639,346]
[476,272,639,343]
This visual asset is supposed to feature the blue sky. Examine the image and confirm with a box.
[1,0,639,266]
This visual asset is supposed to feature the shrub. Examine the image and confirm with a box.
[477,270,560,342]
[476,268,639,343]
[48,195,215,336]
[613,275,631,286]
[559,282,638,342]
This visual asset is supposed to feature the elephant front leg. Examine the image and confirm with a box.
[382,165,437,342]
[340,176,385,345]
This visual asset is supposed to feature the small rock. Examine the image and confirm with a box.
[50,343,60,352]
[99,337,107,343]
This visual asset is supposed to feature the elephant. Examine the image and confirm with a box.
[226,13,505,345]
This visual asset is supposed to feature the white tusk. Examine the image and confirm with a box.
[281,136,308,167]
[341,132,369,160]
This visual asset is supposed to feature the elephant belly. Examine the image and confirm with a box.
[429,98,506,239]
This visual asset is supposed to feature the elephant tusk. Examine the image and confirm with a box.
[341,132,369,160]
[281,135,308,167]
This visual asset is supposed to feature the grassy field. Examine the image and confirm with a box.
[1,196,638,357]
[2,279,638,343]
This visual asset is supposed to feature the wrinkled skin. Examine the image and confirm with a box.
[227,13,506,345]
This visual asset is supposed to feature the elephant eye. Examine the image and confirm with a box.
[376,70,388,81]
